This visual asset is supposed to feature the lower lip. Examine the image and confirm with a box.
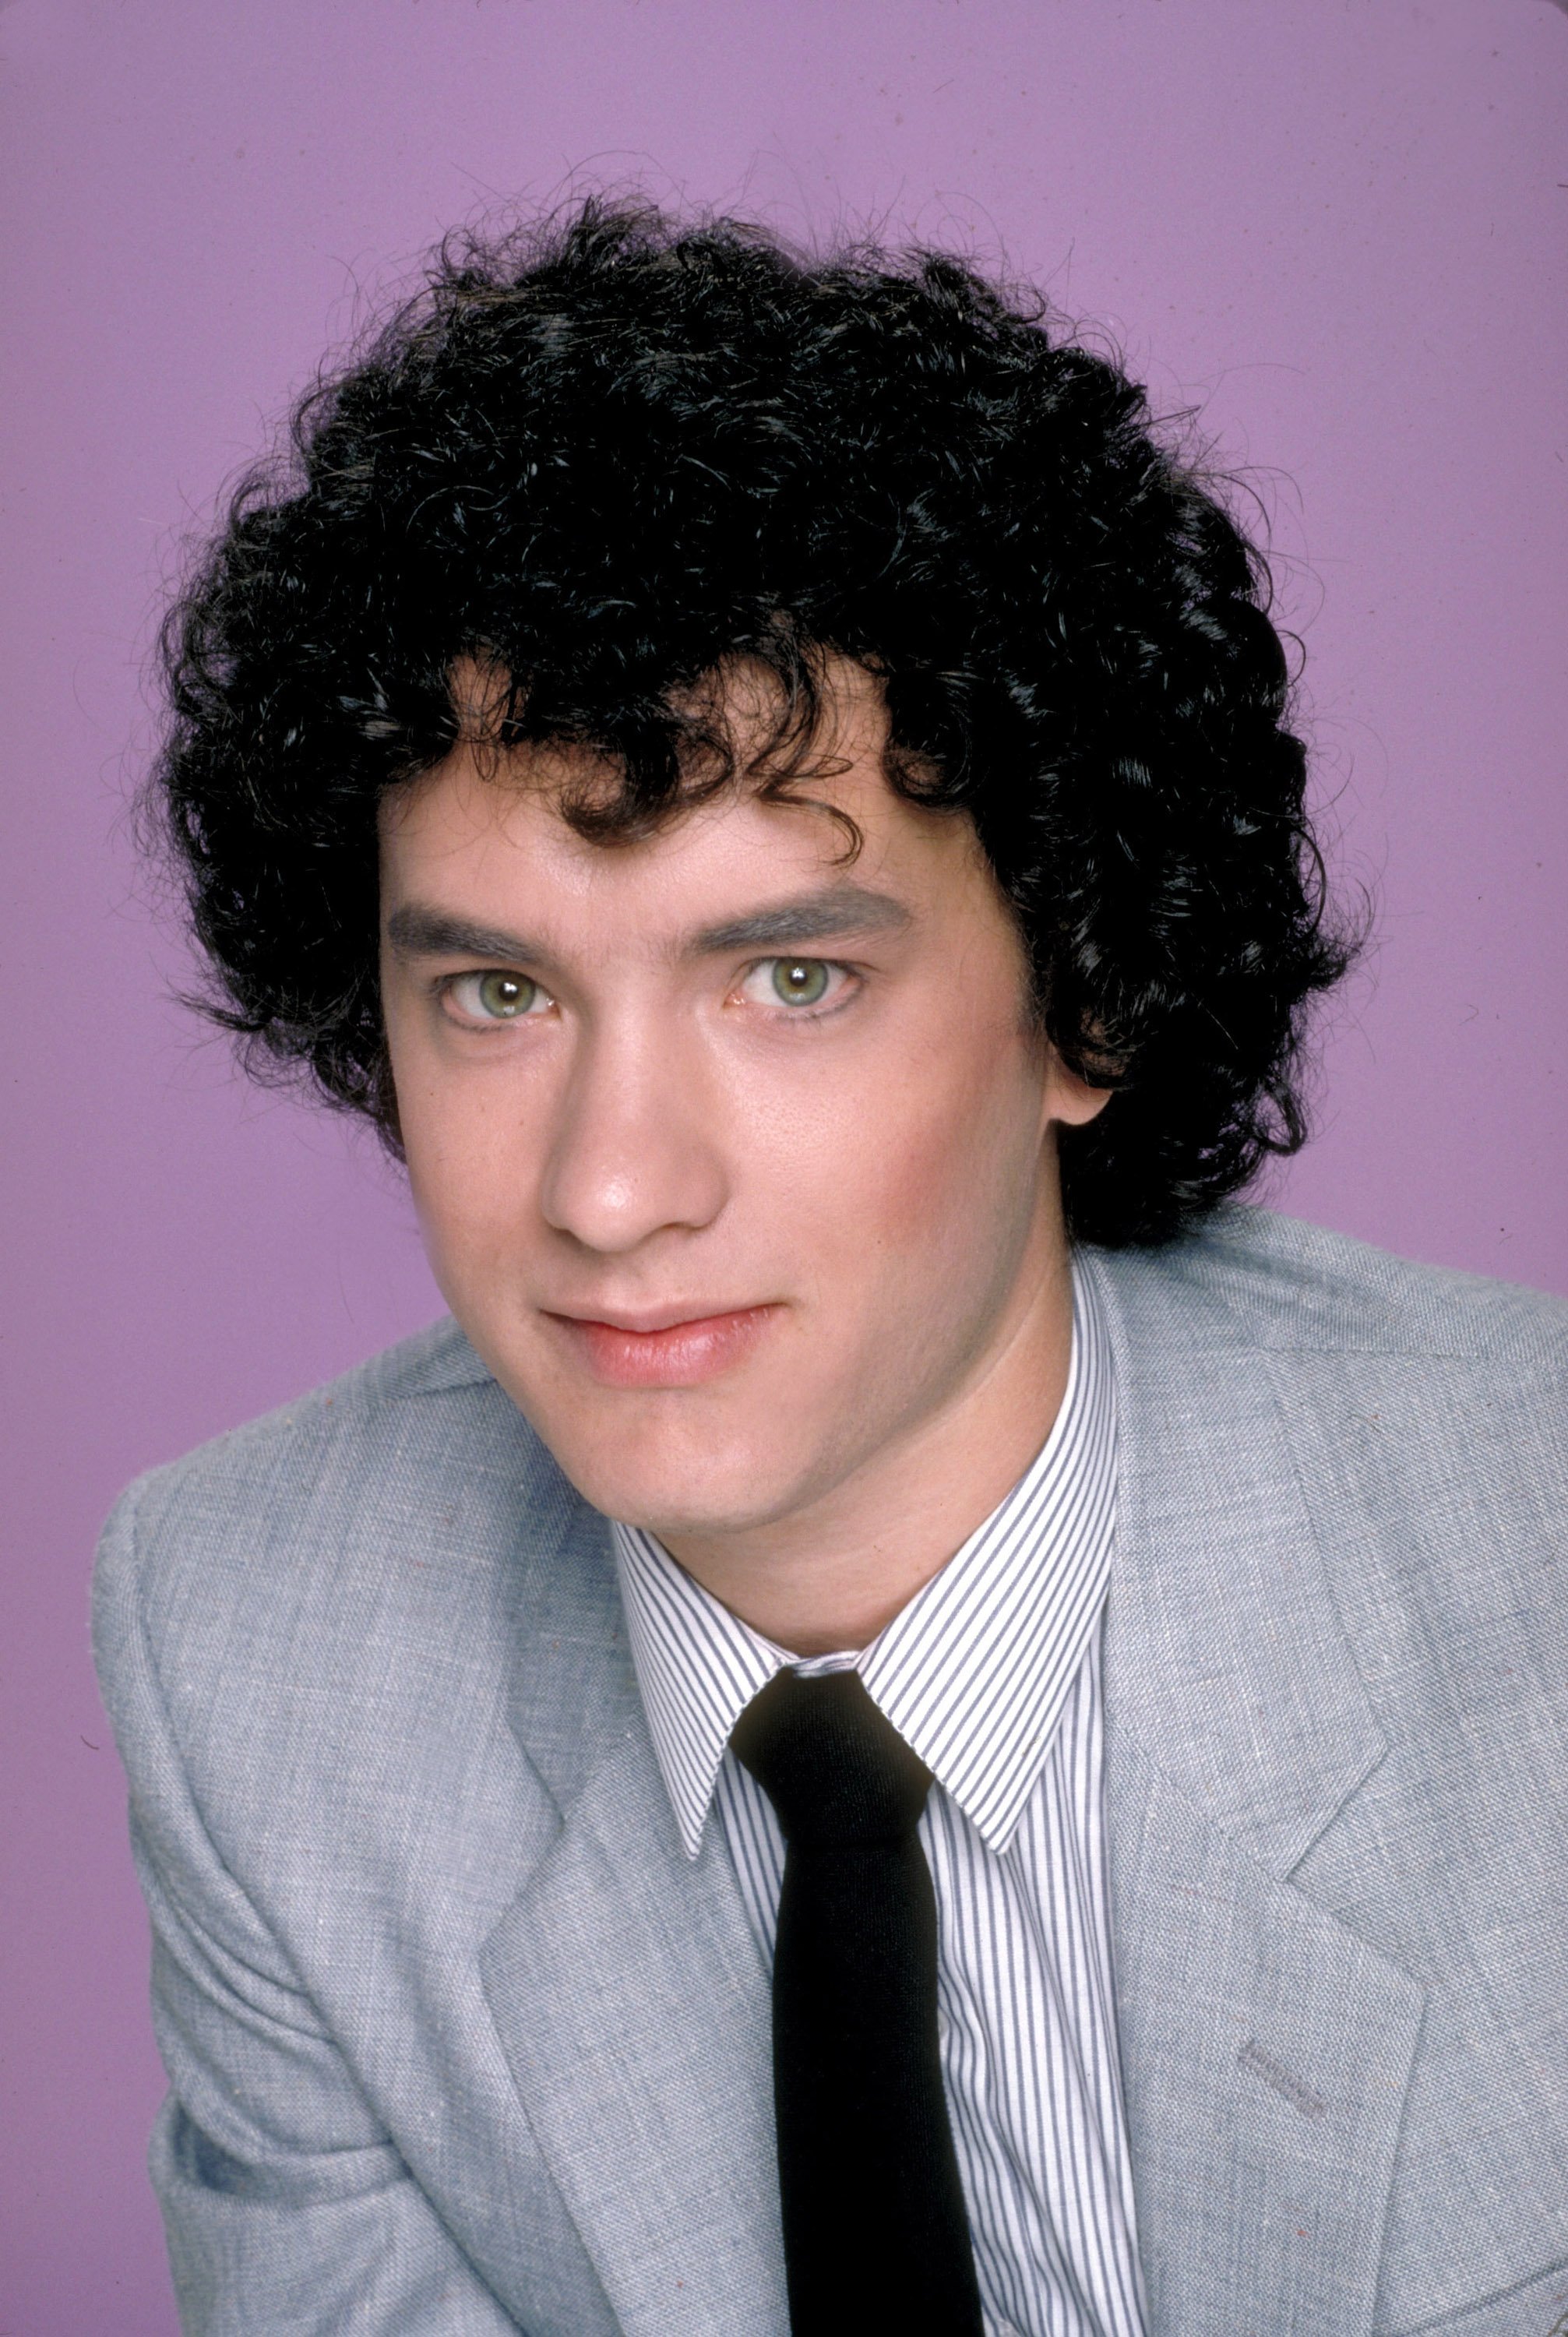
[546,1305,779,1388]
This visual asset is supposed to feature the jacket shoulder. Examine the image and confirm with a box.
[92,1314,586,1676]
[1090,1204,1568,1368]
[106,1313,504,1528]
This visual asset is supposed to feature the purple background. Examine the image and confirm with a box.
[2,2,1563,2325]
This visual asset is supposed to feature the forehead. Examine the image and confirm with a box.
[378,670,997,952]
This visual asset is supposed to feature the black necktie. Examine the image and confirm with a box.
[731,1667,985,2335]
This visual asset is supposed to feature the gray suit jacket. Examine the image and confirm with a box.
[93,1208,1568,2337]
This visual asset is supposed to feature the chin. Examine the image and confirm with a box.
[535,1411,815,1542]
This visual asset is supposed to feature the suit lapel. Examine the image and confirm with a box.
[1105,1735,1424,2336]
[1087,1246,1426,2336]
[481,1493,788,2337]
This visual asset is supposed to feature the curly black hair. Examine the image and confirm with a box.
[151,196,1355,1247]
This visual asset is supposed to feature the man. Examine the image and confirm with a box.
[96,202,1566,2336]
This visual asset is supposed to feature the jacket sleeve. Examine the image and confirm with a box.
[93,1477,529,2337]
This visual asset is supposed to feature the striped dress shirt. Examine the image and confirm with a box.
[612,1261,1148,2337]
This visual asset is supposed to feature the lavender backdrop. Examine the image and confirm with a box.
[2,2,1563,2325]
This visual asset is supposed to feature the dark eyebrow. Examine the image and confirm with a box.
[385,905,546,964]
[685,886,912,954]
[386,885,912,968]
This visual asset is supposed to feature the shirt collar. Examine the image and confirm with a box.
[613,1257,1117,1862]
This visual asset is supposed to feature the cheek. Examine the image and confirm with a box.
[807,1022,1047,1284]
[395,1056,544,1279]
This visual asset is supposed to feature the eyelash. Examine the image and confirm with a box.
[735,957,858,1018]
[434,957,861,1028]
[435,970,551,1026]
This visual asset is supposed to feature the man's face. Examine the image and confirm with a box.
[379,664,1101,1545]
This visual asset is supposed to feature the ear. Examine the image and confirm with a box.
[1041,1051,1114,1132]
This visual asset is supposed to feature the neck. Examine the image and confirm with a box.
[661,1234,1077,1657]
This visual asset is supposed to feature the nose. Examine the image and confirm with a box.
[537,1014,731,1255]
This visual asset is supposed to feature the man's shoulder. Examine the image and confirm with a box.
[93,1314,587,1676]
[1091,1202,1568,1373]
[111,1311,518,1530]
[91,1317,617,2003]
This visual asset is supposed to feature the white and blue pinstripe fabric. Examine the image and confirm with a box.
[613,1263,1149,2337]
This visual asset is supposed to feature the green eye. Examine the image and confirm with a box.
[476,971,536,1018]
[770,959,831,1007]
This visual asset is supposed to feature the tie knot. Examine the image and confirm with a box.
[731,1669,932,1849]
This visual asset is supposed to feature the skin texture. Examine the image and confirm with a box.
[379,664,1109,1654]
